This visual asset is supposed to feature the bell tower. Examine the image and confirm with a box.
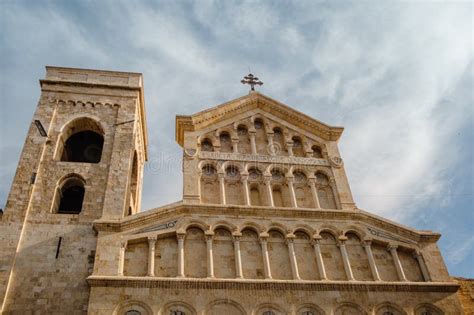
[0,66,148,313]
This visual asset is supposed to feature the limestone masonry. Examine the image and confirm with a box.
[0,67,469,314]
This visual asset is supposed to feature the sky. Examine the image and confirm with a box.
[0,1,472,277]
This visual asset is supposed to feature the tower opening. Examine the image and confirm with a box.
[61,131,104,163]
[56,176,85,214]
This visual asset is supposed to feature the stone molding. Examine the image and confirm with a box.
[198,151,331,166]
[86,276,459,293]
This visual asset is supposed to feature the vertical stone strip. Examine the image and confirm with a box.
[259,236,272,279]
[312,238,327,280]
[218,173,226,205]
[117,241,127,276]
[249,132,257,155]
[206,233,215,278]
[414,250,431,282]
[233,235,243,279]
[362,240,381,281]
[232,139,239,153]
[387,245,407,281]
[286,142,294,156]
[286,176,298,208]
[286,235,300,280]
[264,176,274,207]
[339,237,355,281]
[147,237,156,277]
[309,177,321,209]
[177,233,185,278]
[241,174,250,206]
[267,133,275,156]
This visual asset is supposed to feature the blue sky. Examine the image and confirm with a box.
[0,1,472,277]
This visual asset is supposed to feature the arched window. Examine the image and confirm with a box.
[292,136,305,157]
[316,172,337,209]
[263,311,275,315]
[237,125,251,154]
[53,175,85,214]
[219,132,232,153]
[201,138,214,152]
[171,311,186,315]
[312,145,323,158]
[200,164,219,204]
[125,311,141,315]
[302,312,314,315]
[272,127,287,156]
[59,118,104,163]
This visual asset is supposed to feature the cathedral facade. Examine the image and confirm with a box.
[0,67,463,314]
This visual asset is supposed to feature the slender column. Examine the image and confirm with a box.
[218,173,226,205]
[233,235,243,278]
[286,176,298,208]
[414,250,431,282]
[117,241,127,276]
[232,139,239,153]
[362,240,381,281]
[260,236,272,279]
[267,133,275,155]
[286,142,294,156]
[241,175,250,206]
[206,234,215,278]
[147,237,157,277]
[339,238,355,281]
[264,176,274,207]
[312,238,327,280]
[286,236,300,280]
[329,178,342,210]
[249,132,257,155]
[387,245,407,281]
[308,178,321,209]
[177,233,185,277]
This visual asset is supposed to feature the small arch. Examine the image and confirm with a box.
[414,304,443,315]
[311,145,323,158]
[334,302,367,315]
[291,136,305,157]
[296,303,325,315]
[293,225,316,238]
[266,223,289,236]
[255,303,287,315]
[212,221,236,233]
[200,138,214,152]
[238,222,264,234]
[113,300,153,315]
[58,117,105,163]
[317,225,342,239]
[219,131,233,153]
[375,302,406,315]
[162,301,197,315]
[343,227,366,240]
[206,299,246,315]
[183,220,209,232]
[52,174,86,214]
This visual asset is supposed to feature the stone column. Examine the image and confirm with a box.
[414,250,431,282]
[206,234,215,278]
[249,132,257,155]
[267,133,275,155]
[147,236,157,277]
[260,236,272,279]
[264,176,274,207]
[339,238,355,281]
[232,138,239,153]
[286,236,300,280]
[362,240,381,281]
[387,245,407,281]
[329,178,342,210]
[177,233,185,277]
[233,235,243,278]
[286,142,294,156]
[308,177,320,209]
[312,238,327,280]
[286,176,298,208]
[118,241,127,276]
[218,173,226,205]
[241,174,251,206]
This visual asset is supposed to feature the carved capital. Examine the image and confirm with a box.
[387,244,398,251]
[148,236,157,243]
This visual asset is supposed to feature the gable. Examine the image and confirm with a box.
[176,92,344,147]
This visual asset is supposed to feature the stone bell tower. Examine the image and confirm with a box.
[0,66,148,314]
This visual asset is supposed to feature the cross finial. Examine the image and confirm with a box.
[241,73,263,92]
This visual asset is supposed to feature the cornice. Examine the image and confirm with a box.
[86,276,459,293]
[93,203,441,243]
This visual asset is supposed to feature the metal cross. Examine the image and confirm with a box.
[241,73,263,91]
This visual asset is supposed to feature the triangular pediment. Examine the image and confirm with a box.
[176,92,343,146]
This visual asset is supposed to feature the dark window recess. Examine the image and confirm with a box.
[30,172,37,184]
[61,131,104,163]
[58,185,85,214]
